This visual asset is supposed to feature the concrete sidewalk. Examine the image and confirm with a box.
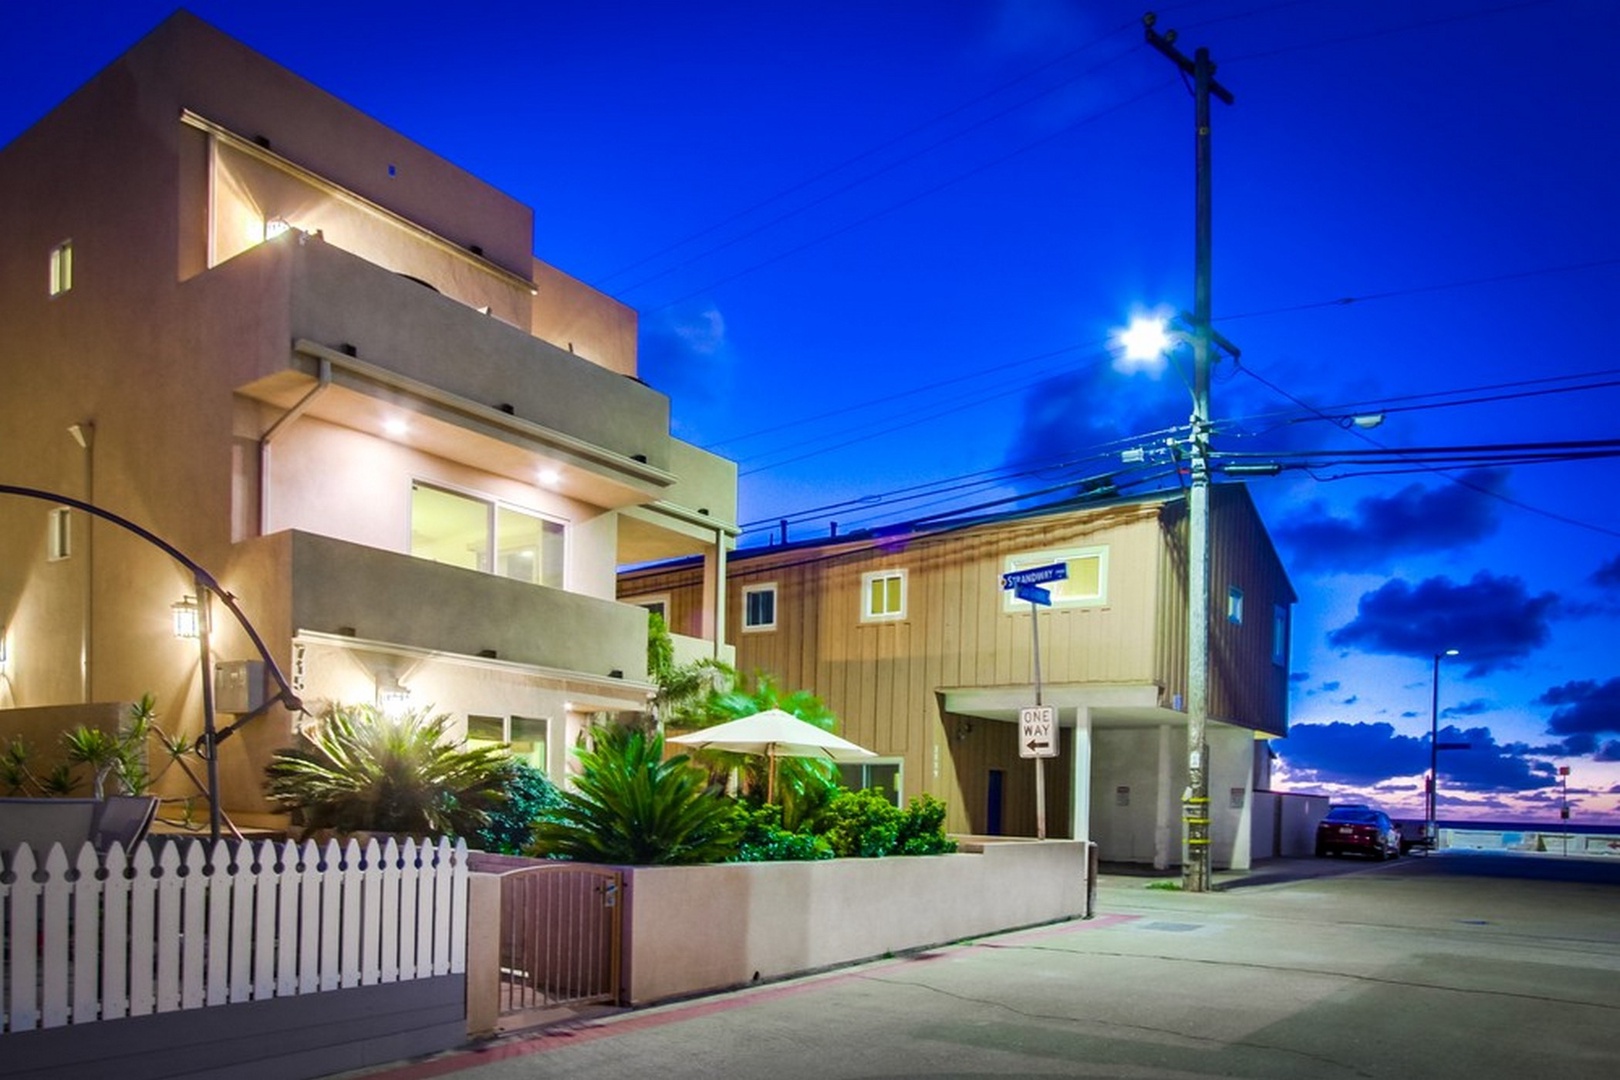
[344,852,1620,1079]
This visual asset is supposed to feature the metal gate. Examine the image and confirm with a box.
[495,864,622,1016]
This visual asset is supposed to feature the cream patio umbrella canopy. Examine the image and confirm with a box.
[666,708,876,804]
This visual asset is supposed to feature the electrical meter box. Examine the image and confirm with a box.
[214,659,266,715]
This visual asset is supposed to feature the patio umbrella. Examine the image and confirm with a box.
[666,708,876,804]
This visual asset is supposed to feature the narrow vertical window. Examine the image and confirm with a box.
[1227,586,1244,625]
[1272,604,1289,666]
[48,507,72,561]
[49,240,73,296]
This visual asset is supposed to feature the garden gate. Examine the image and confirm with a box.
[492,862,622,1018]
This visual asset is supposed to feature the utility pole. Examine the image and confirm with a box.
[1144,13,1233,894]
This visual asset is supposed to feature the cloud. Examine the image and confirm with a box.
[1326,571,1558,676]
[1276,721,1557,794]
[1000,361,1185,498]
[1537,677,1620,741]
[1592,555,1620,590]
[1441,698,1492,719]
[1272,470,1505,573]
[637,303,734,434]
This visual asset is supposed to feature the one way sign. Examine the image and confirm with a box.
[1019,705,1057,759]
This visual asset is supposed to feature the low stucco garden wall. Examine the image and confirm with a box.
[621,838,1092,1004]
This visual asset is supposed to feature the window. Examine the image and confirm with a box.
[47,507,71,561]
[409,481,563,587]
[836,759,903,806]
[465,714,549,772]
[636,597,669,622]
[49,240,73,296]
[1227,586,1244,625]
[1272,603,1289,666]
[861,570,906,622]
[1001,547,1107,610]
[742,584,777,631]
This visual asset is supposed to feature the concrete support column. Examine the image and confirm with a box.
[1154,723,1176,870]
[1069,706,1092,843]
[700,536,727,657]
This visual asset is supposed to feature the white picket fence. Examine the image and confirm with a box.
[1,836,468,1033]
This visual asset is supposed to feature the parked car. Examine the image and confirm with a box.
[1315,806,1401,860]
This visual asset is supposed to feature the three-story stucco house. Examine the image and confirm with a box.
[621,485,1294,870]
[0,12,737,823]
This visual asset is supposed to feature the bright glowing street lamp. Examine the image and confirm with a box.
[1427,648,1459,848]
[1114,313,1175,371]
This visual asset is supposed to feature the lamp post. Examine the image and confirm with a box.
[1427,648,1459,848]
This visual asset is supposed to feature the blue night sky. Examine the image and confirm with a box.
[4,1,1617,822]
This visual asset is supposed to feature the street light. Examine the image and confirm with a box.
[1428,648,1459,848]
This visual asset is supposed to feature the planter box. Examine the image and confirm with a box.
[620,839,1090,1004]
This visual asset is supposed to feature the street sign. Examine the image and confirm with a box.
[1001,563,1068,591]
[1015,583,1051,606]
[1019,705,1056,759]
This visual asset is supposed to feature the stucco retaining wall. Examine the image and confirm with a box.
[621,839,1090,1005]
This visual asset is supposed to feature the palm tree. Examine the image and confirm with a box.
[265,704,513,838]
[680,675,843,830]
[528,725,740,865]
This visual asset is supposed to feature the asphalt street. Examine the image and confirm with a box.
[350,852,1620,1080]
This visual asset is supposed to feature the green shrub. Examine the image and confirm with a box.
[897,794,957,855]
[818,788,903,858]
[730,803,833,862]
[469,759,563,854]
[528,725,742,865]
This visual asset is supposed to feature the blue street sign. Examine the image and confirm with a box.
[1015,583,1051,606]
[1001,562,1068,590]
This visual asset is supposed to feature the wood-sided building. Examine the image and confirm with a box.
[620,485,1295,869]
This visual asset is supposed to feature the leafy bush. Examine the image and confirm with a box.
[528,725,742,865]
[818,788,903,858]
[730,803,833,862]
[897,794,957,855]
[815,789,956,858]
[468,758,563,854]
[264,704,513,838]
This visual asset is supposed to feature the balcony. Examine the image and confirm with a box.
[212,236,676,509]
[233,530,651,682]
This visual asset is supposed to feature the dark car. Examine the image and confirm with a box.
[1315,806,1401,860]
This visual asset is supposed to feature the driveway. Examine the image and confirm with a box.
[350,852,1620,1079]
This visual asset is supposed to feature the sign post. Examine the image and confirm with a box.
[1001,563,1066,839]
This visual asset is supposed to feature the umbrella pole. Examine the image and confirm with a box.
[767,746,777,805]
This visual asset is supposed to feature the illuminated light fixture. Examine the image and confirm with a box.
[538,468,561,487]
[382,416,408,437]
[264,216,292,241]
[0,624,8,666]
[377,676,412,718]
[1112,310,1176,374]
[171,595,201,639]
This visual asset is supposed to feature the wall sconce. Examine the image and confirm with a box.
[953,718,974,742]
[264,216,291,241]
[377,677,412,718]
[171,596,201,640]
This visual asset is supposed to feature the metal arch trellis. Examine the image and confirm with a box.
[0,483,305,840]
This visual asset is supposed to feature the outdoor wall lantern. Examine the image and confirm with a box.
[171,595,201,639]
[377,676,412,718]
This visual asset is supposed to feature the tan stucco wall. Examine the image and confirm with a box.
[620,840,1090,1004]
[529,258,637,376]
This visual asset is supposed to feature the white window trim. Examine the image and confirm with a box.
[1001,546,1108,611]
[633,594,672,621]
[839,756,905,804]
[1228,586,1245,625]
[861,569,907,623]
[742,582,778,632]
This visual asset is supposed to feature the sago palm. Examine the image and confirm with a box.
[529,724,740,865]
[265,704,512,838]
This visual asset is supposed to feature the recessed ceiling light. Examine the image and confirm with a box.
[383,417,408,437]
[538,468,561,487]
